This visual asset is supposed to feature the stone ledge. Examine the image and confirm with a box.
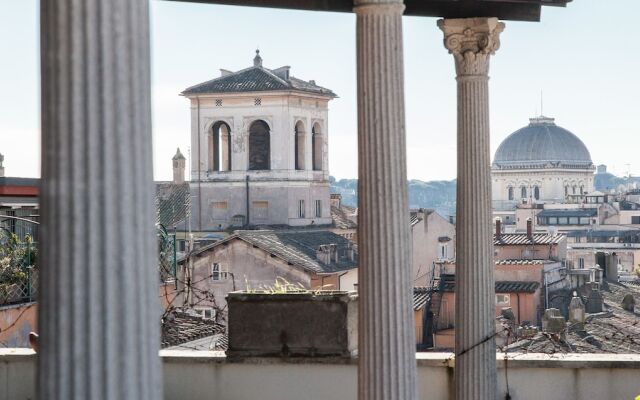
[3,349,639,370]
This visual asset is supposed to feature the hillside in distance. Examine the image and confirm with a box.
[330,176,457,218]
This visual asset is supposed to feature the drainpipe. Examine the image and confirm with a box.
[197,98,202,231]
[245,175,250,226]
[516,293,521,325]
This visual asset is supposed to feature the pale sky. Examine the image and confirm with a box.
[1,0,639,181]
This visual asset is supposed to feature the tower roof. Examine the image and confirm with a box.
[172,147,185,161]
[181,51,336,97]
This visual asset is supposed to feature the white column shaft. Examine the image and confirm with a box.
[39,1,162,399]
[438,17,505,400]
[355,1,417,399]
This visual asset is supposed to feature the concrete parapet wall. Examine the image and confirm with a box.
[2,349,640,400]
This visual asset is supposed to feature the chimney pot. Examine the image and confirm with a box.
[495,218,502,240]
[526,218,533,240]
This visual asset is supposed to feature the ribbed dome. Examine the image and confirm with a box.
[493,117,592,169]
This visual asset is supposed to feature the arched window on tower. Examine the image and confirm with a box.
[209,121,232,172]
[508,187,514,201]
[534,186,540,200]
[521,186,527,199]
[249,120,270,170]
[312,123,323,171]
[294,121,305,170]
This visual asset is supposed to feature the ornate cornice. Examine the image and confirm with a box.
[438,18,505,77]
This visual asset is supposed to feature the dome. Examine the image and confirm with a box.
[493,117,592,169]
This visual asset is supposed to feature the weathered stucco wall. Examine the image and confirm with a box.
[411,212,455,287]
[189,239,312,313]
[0,303,37,348]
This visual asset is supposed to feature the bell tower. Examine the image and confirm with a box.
[181,51,337,230]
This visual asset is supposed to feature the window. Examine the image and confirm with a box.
[254,97,261,106]
[312,123,323,171]
[438,243,448,259]
[194,307,216,320]
[215,99,222,107]
[507,187,514,201]
[209,121,232,172]
[578,258,585,269]
[521,186,527,198]
[569,217,579,225]
[632,216,640,224]
[533,186,540,200]
[558,217,568,225]
[315,200,321,218]
[211,263,228,281]
[496,294,510,306]
[211,201,227,220]
[294,121,305,170]
[248,120,270,170]
[298,200,305,218]
[251,201,269,221]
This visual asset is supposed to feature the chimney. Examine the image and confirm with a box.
[495,218,502,240]
[526,218,533,240]
[347,243,356,262]
[172,148,186,184]
[330,193,342,208]
[273,66,291,81]
[332,244,338,263]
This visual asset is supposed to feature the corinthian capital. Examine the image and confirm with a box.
[438,17,505,77]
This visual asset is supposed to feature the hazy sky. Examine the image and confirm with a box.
[1,0,639,181]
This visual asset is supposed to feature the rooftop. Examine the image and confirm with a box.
[188,229,358,274]
[494,232,565,245]
[182,51,336,97]
[331,206,357,230]
[442,280,540,294]
[507,283,640,354]
[161,312,227,350]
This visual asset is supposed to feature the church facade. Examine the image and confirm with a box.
[181,51,336,230]
[492,116,595,212]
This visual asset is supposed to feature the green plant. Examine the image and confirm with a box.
[0,232,37,301]
[248,277,335,295]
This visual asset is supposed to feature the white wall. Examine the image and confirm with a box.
[4,350,640,400]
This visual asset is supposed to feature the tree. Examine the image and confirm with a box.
[0,231,37,303]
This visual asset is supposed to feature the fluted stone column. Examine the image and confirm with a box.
[355,1,417,399]
[438,18,504,400]
[39,1,162,399]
